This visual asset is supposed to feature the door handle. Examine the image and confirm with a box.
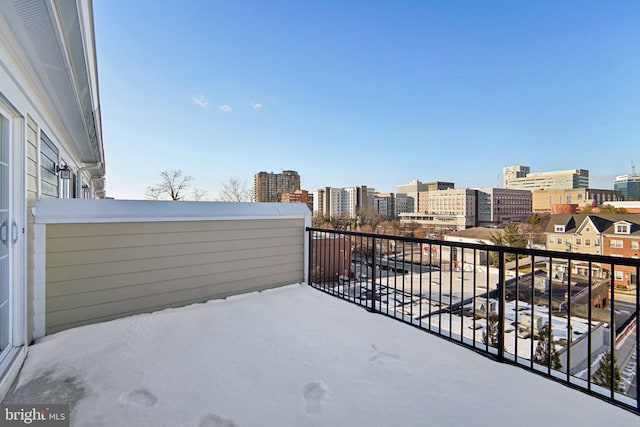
[11,221,19,245]
[0,220,6,245]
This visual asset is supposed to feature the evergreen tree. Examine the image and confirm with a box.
[592,350,623,392]
[525,213,543,227]
[533,324,562,370]
[489,222,527,265]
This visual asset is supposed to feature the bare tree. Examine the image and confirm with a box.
[218,177,252,202]
[145,186,163,200]
[191,188,208,201]
[146,170,194,200]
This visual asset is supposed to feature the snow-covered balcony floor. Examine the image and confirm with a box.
[4,284,638,427]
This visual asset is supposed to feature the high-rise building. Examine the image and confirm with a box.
[396,179,427,213]
[329,188,350,217]
[503,165,530,188]
[373,193,396,217]
[394,193,413,215]
[312,187,331,215]
[254,170,301,202]
[614,174,640,201]
[313,186,374,217]
[506,169,589,191]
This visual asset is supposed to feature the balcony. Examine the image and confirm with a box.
[2,201,639,425]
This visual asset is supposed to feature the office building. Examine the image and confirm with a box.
[614,174,640,201]
[503,165,530,188]
[477,188,532,227]
[506,169,589,191]
[532,188,623,212]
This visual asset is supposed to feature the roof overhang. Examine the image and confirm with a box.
[6,0,104,177]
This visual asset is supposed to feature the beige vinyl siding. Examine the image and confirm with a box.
[45,218,305,333]
[39,132,58,198]
[26,115,38,342]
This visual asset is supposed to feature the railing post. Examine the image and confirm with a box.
[307,228,313,287]
[371,236,377,313]
[497,249,505,362]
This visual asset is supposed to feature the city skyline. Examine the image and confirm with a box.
[94,1,640,199]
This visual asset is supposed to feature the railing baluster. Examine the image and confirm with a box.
[548,257,553,375]
[460,247,465,343]
[410,240,414,323]
[472,248,477,348]
[428,241,433,332]
[439,243,443,335]
[530,255,535,369]
[636,264,639,410]
[308,228,313,287]
[567,255,572,382]
[449,244,453,339]
[610,263,616,400]
[419,241,423,327]
[587,260,593,391]
[371,236,376,313]
[515,254,520,363]
[497,249,505,362]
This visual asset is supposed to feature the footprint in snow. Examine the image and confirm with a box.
[120,388,158,407]
[369,344,400,363]
[199,413,239,427]
[302,381,330,414]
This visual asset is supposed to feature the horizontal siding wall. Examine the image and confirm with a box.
[45,218,305,333]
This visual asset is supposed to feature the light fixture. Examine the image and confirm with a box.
[56,164,71,179]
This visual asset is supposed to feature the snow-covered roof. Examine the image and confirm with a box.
[7,284,637,426]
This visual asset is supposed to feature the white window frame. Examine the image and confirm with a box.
[615,223,630,234]
[609,240,623,249]
[554,225,565,232]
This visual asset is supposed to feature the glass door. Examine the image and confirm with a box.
[0,112,11,356]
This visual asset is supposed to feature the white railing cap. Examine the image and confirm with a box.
[33,199,311,224]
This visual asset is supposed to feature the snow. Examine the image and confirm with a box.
[10,284,638,427]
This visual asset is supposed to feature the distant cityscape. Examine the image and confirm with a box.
[253,166,640,234]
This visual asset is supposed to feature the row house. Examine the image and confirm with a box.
[545,214,640,288]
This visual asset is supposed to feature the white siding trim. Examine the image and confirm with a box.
[32,222,46,340]
[33,199,312,225]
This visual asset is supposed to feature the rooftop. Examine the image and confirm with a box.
[5,284,637,426]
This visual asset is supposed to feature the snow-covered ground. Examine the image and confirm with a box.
[6,284,638,427]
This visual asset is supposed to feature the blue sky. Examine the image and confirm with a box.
[93,0,640,199]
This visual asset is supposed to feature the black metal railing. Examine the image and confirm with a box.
[307,227,640,414]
